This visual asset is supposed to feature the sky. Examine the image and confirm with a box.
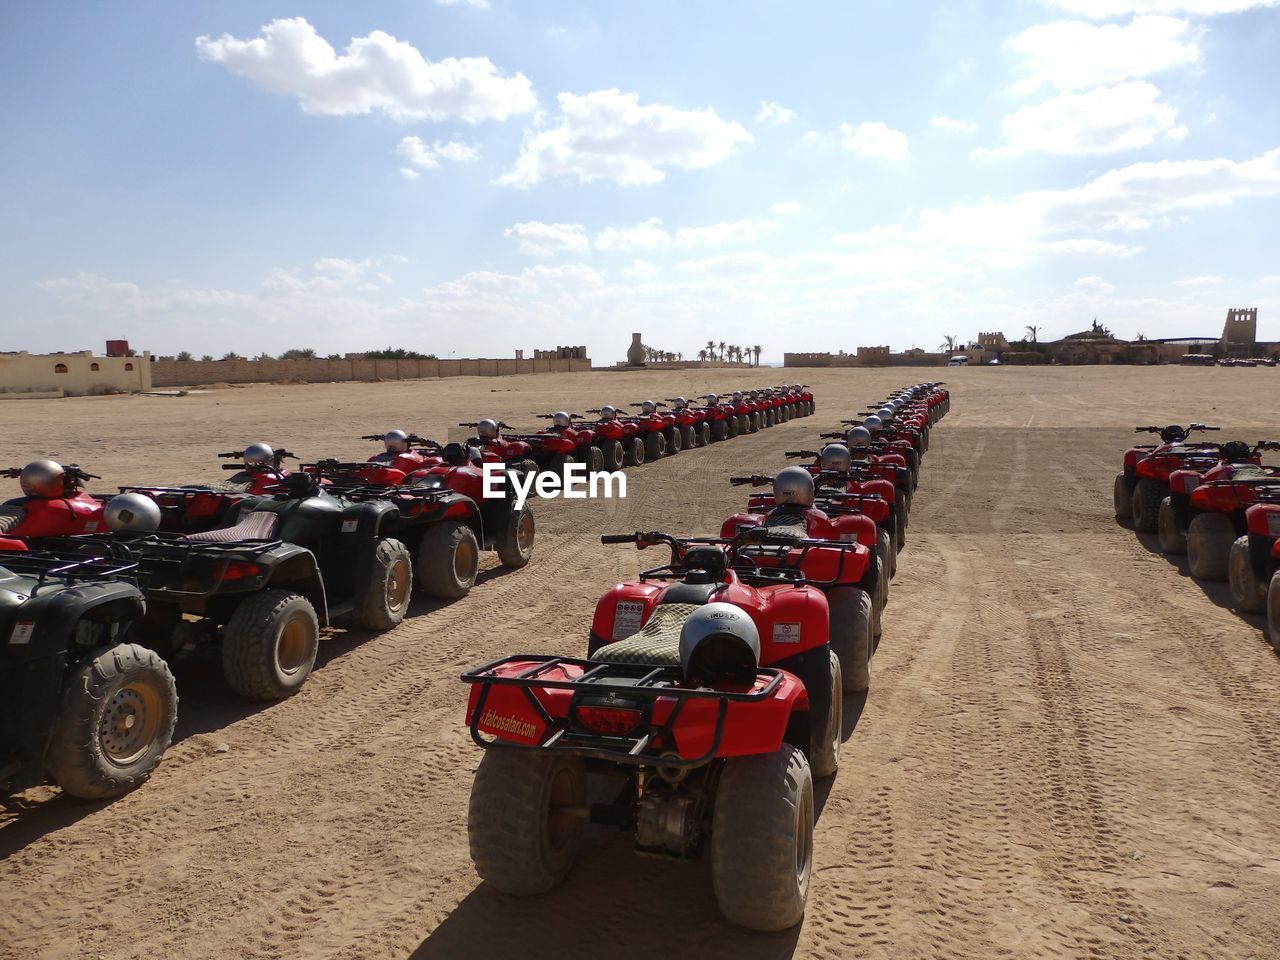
[2,0,1279,364]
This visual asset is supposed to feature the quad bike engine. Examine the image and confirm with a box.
[635,787,700,856]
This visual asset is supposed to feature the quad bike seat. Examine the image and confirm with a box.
[186,510,280,543]
[591,602,701,666]
[0,503,26,535]
[763,508,808,542]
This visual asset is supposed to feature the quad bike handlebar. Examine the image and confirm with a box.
[785,450,820,459]
[458,421,514,430]
[361,433,437,446]
[629,401,667,409]
[729,475,773,487]
[533,412,585,420]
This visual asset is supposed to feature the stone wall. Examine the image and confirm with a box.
[150,356,592,388]
[0,351,152,396]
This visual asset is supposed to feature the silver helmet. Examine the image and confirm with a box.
[877,406,896,423]
[845,425,872,449]
[104,492,161,533]
[705,394,720,406]
[552,411,572,428]
[640,400,657,414]
[477,418,499,439]
[863,415,884,433]
[773,466,815,507]
[820,444,852,472]
[384,429,409,453]
[679,602,760,684]
[732,391,743,402]
[243,442,275,467]
[791,383,802,391]
[599,405,618,421]
[19,459,64,498]
[672,396,688,410]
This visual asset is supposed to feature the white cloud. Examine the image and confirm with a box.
[195,17,535,123]
[436,0,490,8]
[1173,274,1225,285]
[620,260,659,280]
[1012,16,1199,93]
[931,116,979,134]
[988,81,1186,156]
[1263,275,1280,283]
[595,218,672,251]
[1048,0,1278,16]
[771,201,803,216]
[840,121,909,160]
[396,136,481,174]
[1075,275,1117,292]
[500,89,752,187]
[755,101,796,125]
[504,221,590,257]
[674,219,766,248]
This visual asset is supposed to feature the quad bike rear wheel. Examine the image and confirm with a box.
[468,750,586,896]
[808,650,842,780]
[711,419,728,442]
[359,537,414,630]
[1228,535,1267,613]
[727,415,740,439]
[878,527,896,585]
[681,425,697,450]
[894,491,909,550]
[519,459,538,478]
[625,436,646,467]
[550,453,575,478]
[711,745,813,931]
[667,426,683,454]
[1131,479,1164,534]
[586,445,605,473]
[699,422,711,445]
[1113,473,1133,520]
[644,430,666,461]
[827,586,873,692]
[599,440,625,472]
[496,503,535,568]
[222,590,320,700]
[1187,513,1234,581]
[1268,572,1280,653]
[418,520,480,600]
[1157,498,1187,555]
[47,643,178,799]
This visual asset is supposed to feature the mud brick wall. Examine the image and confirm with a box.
[151,356,593,388]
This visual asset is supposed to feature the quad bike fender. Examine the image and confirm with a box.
[1245,504,1280,577]
[669,670,808,761]
[831,514,877,550]
[1191,482,1257,515]
[718,581,831,664]
[720,513,762,540]
[862,478,896,502]
[0,537,26,553]
[337,501,399,614]
[591,582,665,646]
[264,548,329,626]
[1168,491,1194,531]
[1168,469,1202,496]
[8,496,106,538]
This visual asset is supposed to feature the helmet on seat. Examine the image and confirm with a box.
[863,415,883,433]
[19,459,65,498]
[732,391,743,402]
[104,492,161,533]
[877,406,896,423]
[820,443,852,472]
[705,394,720,406]
[477,418,499,440]
[599,405,618,421]
[552,411,572,428]
[672,396,688,410]
[679,602,760,685]
[243,442,275,467]
[384,429,409,453]
[640,400,657,414]
[773,466,815,507]
[845,425,872,449]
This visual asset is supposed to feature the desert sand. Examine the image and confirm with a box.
[2,365,1279,960]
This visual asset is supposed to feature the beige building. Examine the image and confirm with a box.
[1,350,152,398]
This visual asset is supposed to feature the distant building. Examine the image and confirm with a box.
[534,345,587,360]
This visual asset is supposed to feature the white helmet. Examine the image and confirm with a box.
[477,418,499,439]
[641,400,657,414]
[19,459,64,498]
[384,429,409,453]
[104,493,161,533]
[820,444,852,472]
[773,466,815,507]
[553,411,572,428]
[864,415,883,433]
[845,425,872,449]
[705,394,720,406]
[679,602,760,684]
[599,405,618,421]
[672,396,688,410]
[243,442,275,467]
[732,391,743,402]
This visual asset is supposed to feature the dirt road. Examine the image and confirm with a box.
[3,366,1279,959]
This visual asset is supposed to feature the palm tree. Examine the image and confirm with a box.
[1025,324,1039,344]
[698,348,707,362]
[752,345,762,367]
[718,341,727,362]
[677,352,683,362]
[176,351,193,362]
[705,340,716,362]
[939,335,959,354]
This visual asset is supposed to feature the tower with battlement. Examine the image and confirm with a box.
[1222,308,1257,348]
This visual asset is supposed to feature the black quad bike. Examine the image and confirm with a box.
[1,549,177,799]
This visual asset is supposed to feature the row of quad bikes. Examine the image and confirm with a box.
[1114,423,1280,648]
[462,381,949,930]
[0,385,815,803]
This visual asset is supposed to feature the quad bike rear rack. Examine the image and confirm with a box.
[463,654,784,768]
[0,549,139,590]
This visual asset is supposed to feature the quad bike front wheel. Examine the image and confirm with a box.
[711,419,728,442]
[1131,479,1164,534]
[808,650,842,780]
[550,453,575,478]
[47,643,178,799]
[625,436,646,467]
[727,415,740,439]
[468,749,586,896]
[667,426,683,454]
[1268,571,1280,653]
[644,430,666,461]
[418,520,480,600]
[586,445,605,473]
[496,503,535,569]
[711,745,813,931]
[1157,498,1187,555]
[1187,513,1234,581]
[681,425,697,450]
[699,422,711,446]
[827,586,873,692]
[222,590,321,700]
[1228,535,1267,613]
[598,440,624,472]
[1113,473,1133,520]
[359,538,414,630]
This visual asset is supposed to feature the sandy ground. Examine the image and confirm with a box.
[2,365,1280,960]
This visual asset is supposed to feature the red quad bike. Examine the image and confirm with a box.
[457,422,540,476]
[766,388,790,425]
[1232,491,1280,646]
[210,446,299,494]
[820,434,913,539]
[698,394,740,442]
[533,413,607,473]
[587,406,645,467]
[629,401,687,456]
[617,403,673,461]
[721,391,759,434]
[722,471,889,647]
[782,452,902,577]
[1,462,107,546]
[462,527,872,931]
[663,398,707,449]
[305,442,535,598]
[838,420,921,486]
[1115,423,1222,532]
[792,383,816,417]
[1159,441,1280,580]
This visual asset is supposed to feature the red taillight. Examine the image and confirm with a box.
[221,561,262,581]
[573,703,644,737]
[445,501,472,519]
